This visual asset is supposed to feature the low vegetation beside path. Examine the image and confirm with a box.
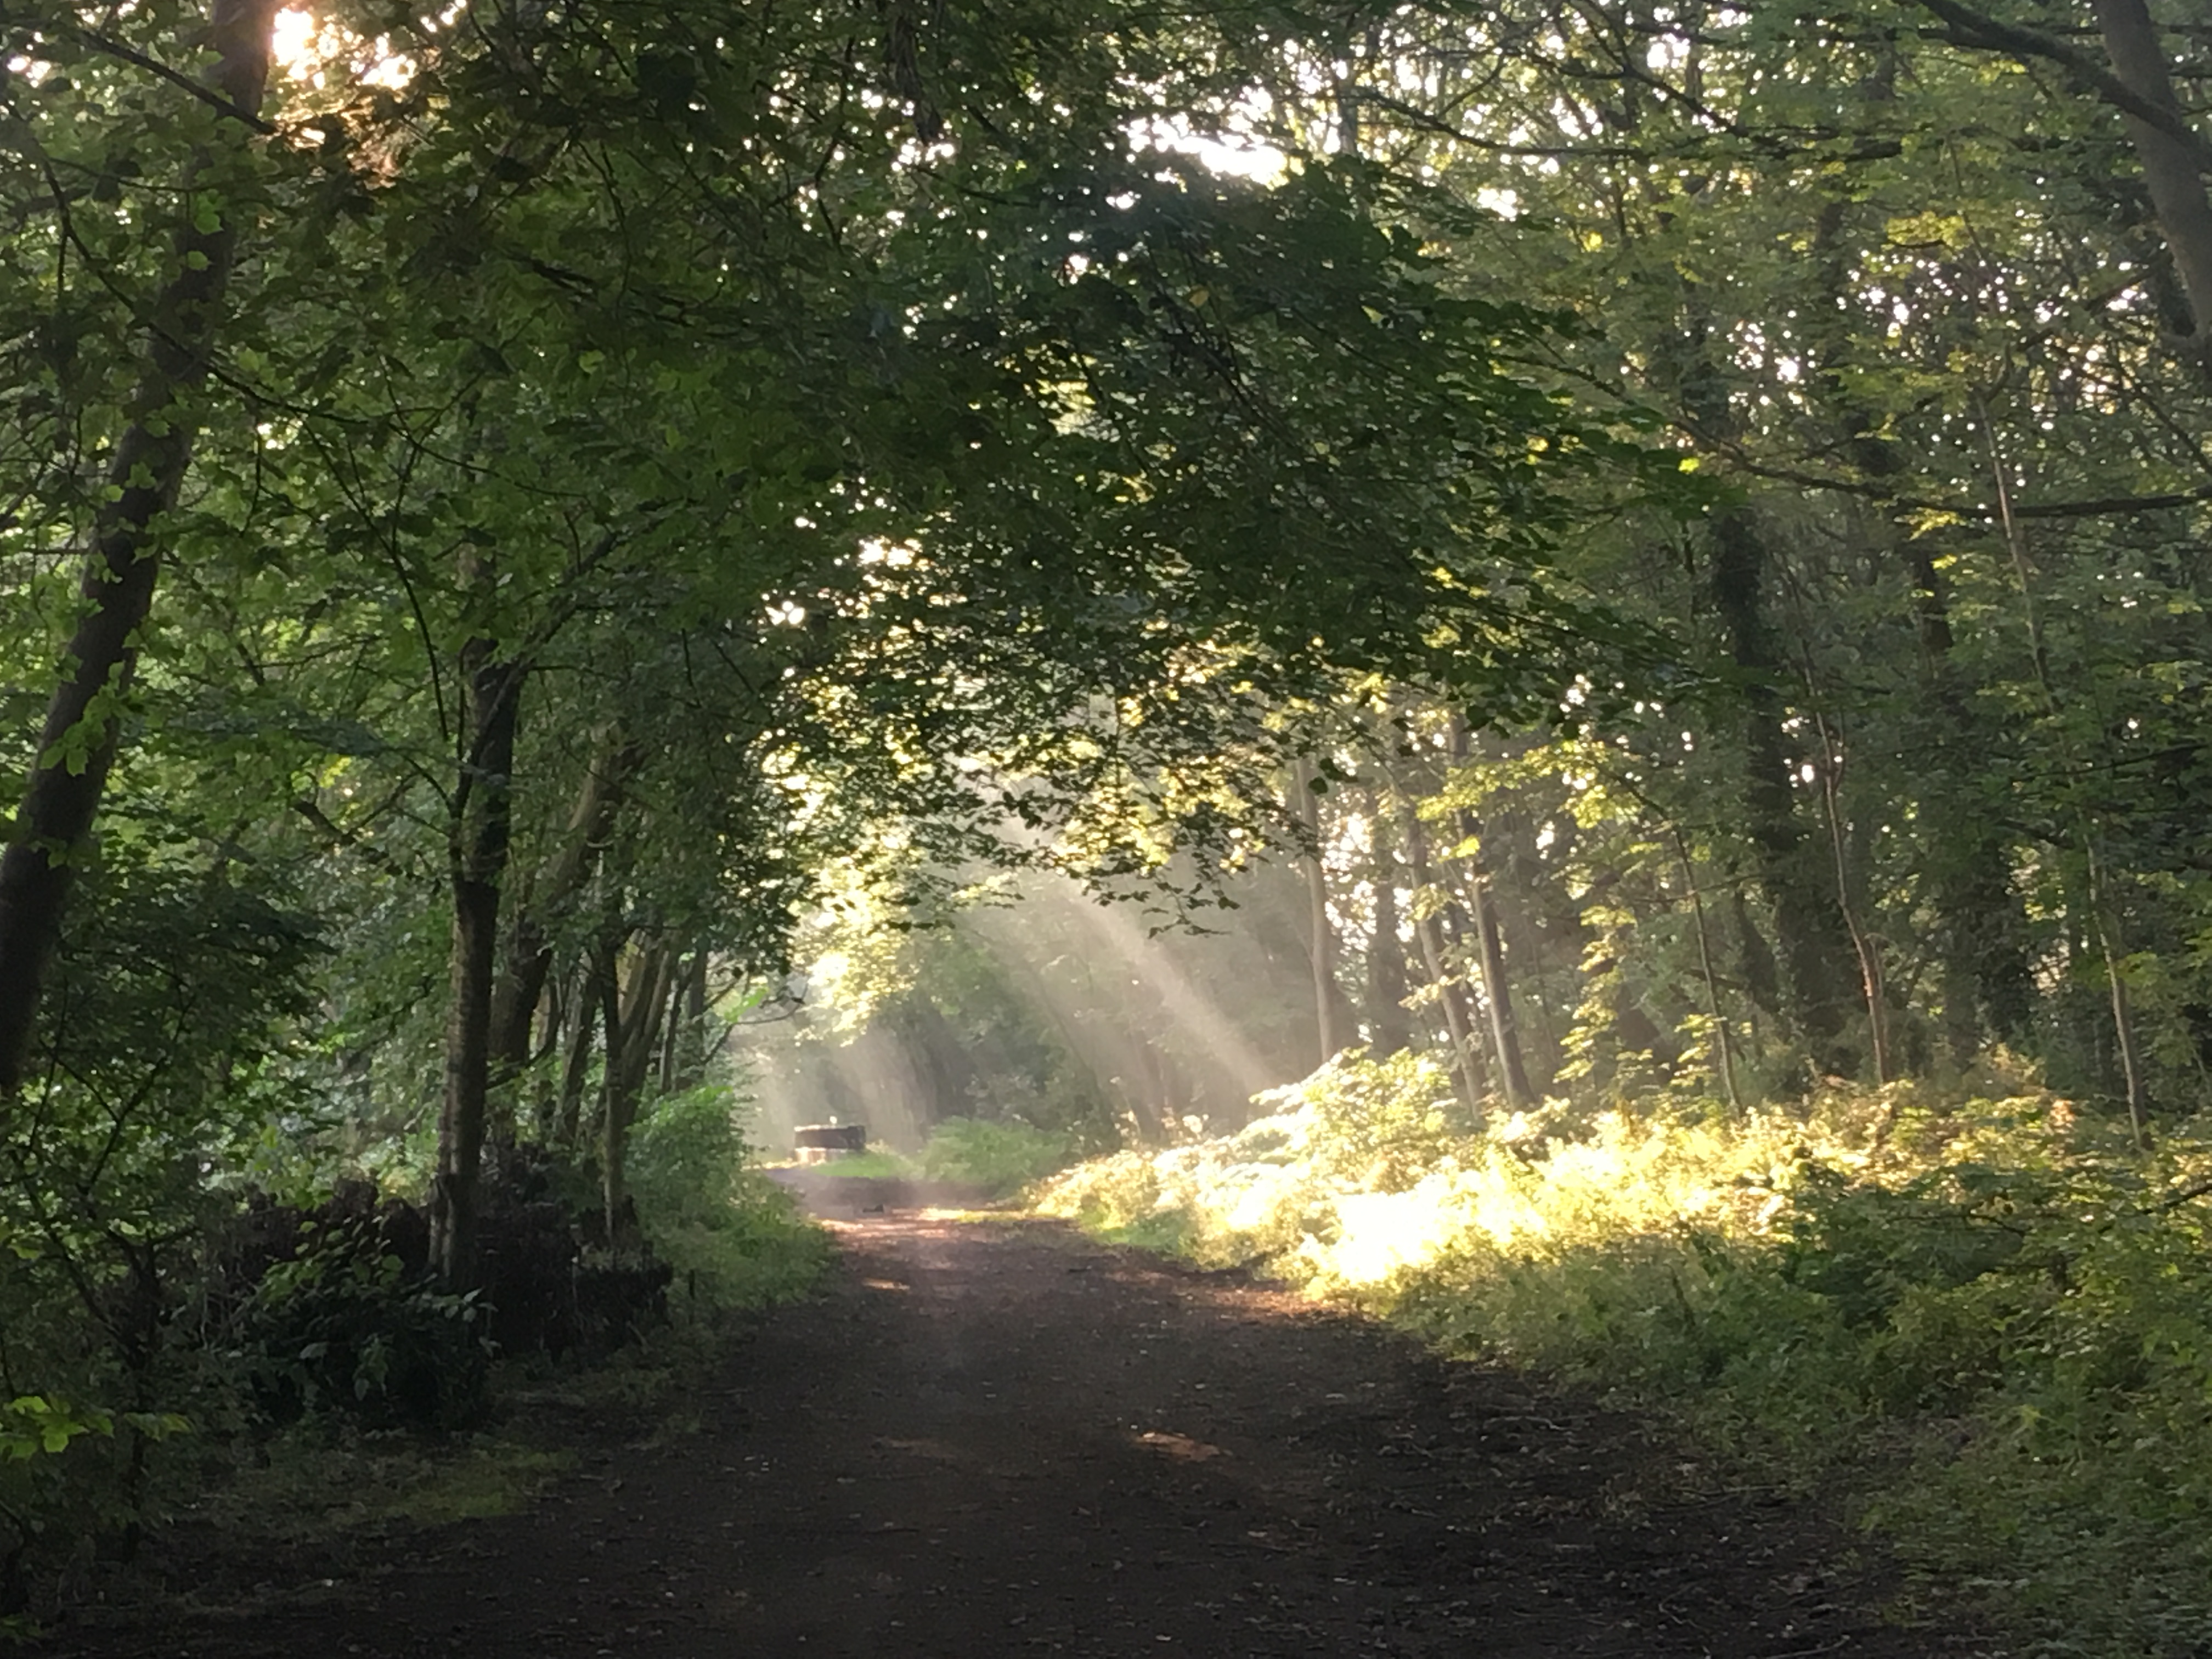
[1035,1052,2212,1659]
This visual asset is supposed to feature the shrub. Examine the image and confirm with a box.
[627,1087,830,1309]
[236,1233,489,1432]
[917,1118,1076,1195]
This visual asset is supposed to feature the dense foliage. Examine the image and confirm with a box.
[1,0,2209,1647]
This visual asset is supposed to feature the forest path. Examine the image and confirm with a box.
[43,1211,1984,1658]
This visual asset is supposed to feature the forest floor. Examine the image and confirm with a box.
[31,1187,1999,1658]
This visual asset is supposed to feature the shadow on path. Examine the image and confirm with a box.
[33,1210,1994,1657]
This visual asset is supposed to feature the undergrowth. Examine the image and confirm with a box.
[917,1118,1075,1195]
[768,1118,1076,1198]
[628,1086,833,1311]
[14,1089,832,1630]
[1035,1050,2212,1659]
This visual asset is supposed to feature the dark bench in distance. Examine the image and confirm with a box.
[793,1122,867,1164]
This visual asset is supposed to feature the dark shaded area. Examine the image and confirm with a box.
[213,1154,672,1429]
[36,1216,1993,1657]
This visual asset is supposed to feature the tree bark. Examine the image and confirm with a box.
[1660,262,1859,1060]
[601,938,676,1242]
[1400,802,1484,1113]
[1458,840,1536,1109]
[1708,506,1858,1057]
[1807,190,2030,1066]
[1290,761,1342,1066]
[669,952,710,1091]
[1669,828,1742,1110]
[488,732,635,1084]
[1810,715,1892,1084]
[2093,0,2212,344]
[429,592,522,1286]
[1363,793,1413,1056]
[2083,844,2150,1148]
[558,937,617,1150]
[656,957,686,1094]
[1444,723,1536,1107]
[0,0,280,1094]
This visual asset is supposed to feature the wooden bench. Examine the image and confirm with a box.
[793,1122,867,1164]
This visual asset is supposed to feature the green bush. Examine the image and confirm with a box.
[627,1087,830,1309]
[628,1085,749,1226]
[917,1118,1075,1195]
[238,1239,489,1431]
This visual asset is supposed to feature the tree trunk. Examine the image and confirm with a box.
[1124,1044,1177,1150]
[601,938,676,1242]
[1458,845,1536,1108]
[1485,799,1567,1084]
[1808,193,2029,1066]
[1663,277,1858,1060]
[1400,802,1484,1113]
[2083,844,2149,1148]
[558,938,617,1151]
[1669,828,1742,1110]
[488,732,635,1083]
[429,592,522,1287]
[656,957,686,1095]
[669,952,711,1091]
[0,0,279,1094]
[1290,761,1341,1066]
[1810,715,1892,1084]
[1445,723,1536,1107]
[2094,0,2212,344]
[1708,506,1857,1057]
[1363,794,1413,1056]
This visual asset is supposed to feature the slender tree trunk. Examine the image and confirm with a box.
[1446,723,1536,1107]
[1460,851,1536,1108]
[1808,191,2029,1065]
[1290,760,1342,1066]
[1485,801,1566,1083]
[558,936,617,1150]
[656,957,686,1094]
[1363,795,1413,1056]
[488,732,635,1081]
[1401,803,1484,1113]
[1708,509,1857,1057]
[1663,285,1857,1059]
[1979,408,2148,1142]
[529,964,571,1141]
[2083,844,2150,1147]
[429,583,522,1286]
[670,952,710,1091]
[0,0,280,1094]
[601,939,675,1242]
[1809,715,1891,1084]
[1669,828,1742,1110]
[1138,1044,1180,1140]
[524,962,567,1131]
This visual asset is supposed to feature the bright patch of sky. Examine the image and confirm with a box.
[1129,112,1289,187]
[274,5,431,92]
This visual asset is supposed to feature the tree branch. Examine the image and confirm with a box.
[70,25,280,136]
[1911,0,2212,172]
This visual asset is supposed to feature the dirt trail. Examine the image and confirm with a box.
[38,1211,1990,1658]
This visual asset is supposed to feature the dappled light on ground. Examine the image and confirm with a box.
[1035,1052,2212,1653]
[31,1189,1985,1659]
